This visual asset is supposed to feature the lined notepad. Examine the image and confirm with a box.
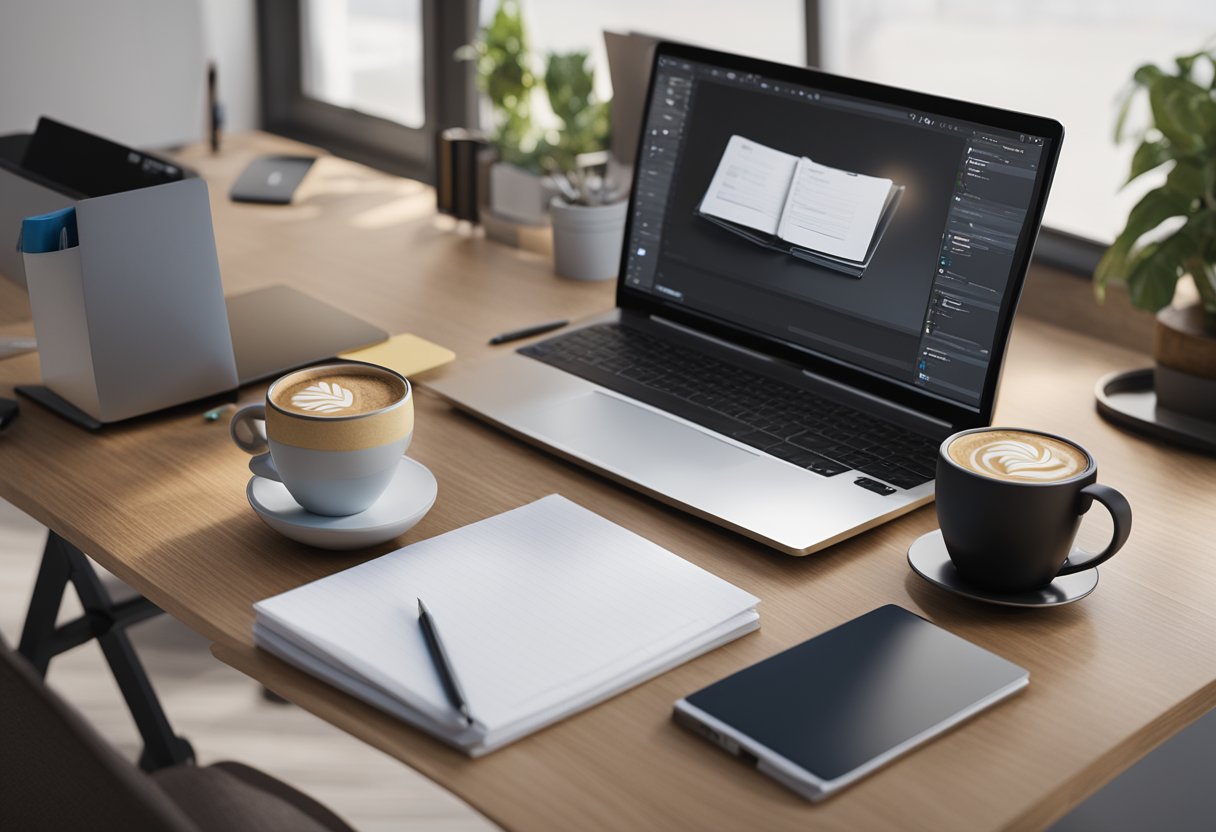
[253,495,760,756]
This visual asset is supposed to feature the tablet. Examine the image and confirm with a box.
[673,605,1028,802]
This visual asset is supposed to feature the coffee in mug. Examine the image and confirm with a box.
[231,363,413,516]
[273,371,404,416]
[946,429,1088,483]
[936,427,1132,593]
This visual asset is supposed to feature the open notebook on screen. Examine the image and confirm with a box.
[698,135,904,277]
[253,495,760,756]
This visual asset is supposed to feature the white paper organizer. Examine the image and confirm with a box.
[22,178,239,423]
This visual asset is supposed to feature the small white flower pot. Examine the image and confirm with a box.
[549,197,628,281]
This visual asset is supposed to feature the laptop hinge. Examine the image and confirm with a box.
[799,367,953,436]
[649,314,777,365]
[650,313,952,437]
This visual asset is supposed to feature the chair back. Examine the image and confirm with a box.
[0,637,197,831]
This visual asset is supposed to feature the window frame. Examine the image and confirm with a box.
[255,0,1104,275]
[257,0,477,182]
[802,0,1103,276]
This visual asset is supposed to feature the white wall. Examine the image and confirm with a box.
[0,0,258,150]
[202,0,261,139]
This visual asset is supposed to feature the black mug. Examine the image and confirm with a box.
[936,427,1132,593]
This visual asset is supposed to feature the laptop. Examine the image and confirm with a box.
[430,42,1063,555]
[225,285,388,384]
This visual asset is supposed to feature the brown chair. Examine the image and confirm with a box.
[0,637,356,832]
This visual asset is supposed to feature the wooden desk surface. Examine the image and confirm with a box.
[2,134,1213,831]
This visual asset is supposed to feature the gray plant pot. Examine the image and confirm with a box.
[549,197,628,281]
[488,163,552,225]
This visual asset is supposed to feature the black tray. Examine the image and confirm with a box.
[1095,368,1216,455]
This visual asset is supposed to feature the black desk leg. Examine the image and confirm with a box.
[17,531,195,771]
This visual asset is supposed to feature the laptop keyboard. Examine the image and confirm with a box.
[519,324,939,490]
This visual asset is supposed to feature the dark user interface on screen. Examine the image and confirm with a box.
[623,56,1048,409]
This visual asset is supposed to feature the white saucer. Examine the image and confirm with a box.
[907,529,1099,608]
[247,456,437,550]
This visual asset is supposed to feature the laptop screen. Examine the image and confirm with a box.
[619,48,1059,415]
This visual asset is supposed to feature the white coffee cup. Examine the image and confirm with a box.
[230,363,413,516]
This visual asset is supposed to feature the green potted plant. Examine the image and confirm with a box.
[459,4,622,267]
[1096,44,1216,419]
[456,0,551,225]
[541,51,624,281]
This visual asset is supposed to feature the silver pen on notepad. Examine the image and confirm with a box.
[417,598,474,726]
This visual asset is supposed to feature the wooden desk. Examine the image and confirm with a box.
[2,134,1213,831]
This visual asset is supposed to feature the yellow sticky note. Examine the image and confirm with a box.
[339,333,455,379]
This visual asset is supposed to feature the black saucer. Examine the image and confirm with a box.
[1095,368,1216,455]
[907,530,1098,608]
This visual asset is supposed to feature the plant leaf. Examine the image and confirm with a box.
[1176,50,1203,78]
[1123,210,1216,311]
[1125,139,1174,185]
[1148,76,1212,151]
[1113,82,1137,144]
[1164,157,1207,200]
[1124,241,1178,310]
[1096,186,1194,286]
[1194,262,1216,315]
[1132,63,1165,87]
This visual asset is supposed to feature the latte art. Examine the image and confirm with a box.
[291,381,354,413]
[969,440,1082,481]
[273,368,406,417]
[946,429,1089,483]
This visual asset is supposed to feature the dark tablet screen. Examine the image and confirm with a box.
[684,605,1027,782]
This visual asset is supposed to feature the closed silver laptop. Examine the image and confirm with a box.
[430,42,1062,555]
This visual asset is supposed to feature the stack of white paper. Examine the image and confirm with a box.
[253,495,760,756]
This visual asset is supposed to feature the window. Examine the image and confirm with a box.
[301,0,426,129]
[492,0,808,98]
[817,0,1216,251]
[262,0,1215,275]
[261,0,808,180]
[258,0,476,180]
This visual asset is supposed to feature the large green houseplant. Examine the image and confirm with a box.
[1097,45,1216,315]
[1096,44,1216,419]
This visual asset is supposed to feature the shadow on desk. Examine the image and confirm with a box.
[904,572,1098,655]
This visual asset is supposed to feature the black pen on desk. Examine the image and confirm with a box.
[417,598,474,726]
[489,319,568,345]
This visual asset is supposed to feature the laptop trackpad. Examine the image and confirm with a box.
[513,389,888,551]
[520,391,763,484]
[525,386,749,457]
